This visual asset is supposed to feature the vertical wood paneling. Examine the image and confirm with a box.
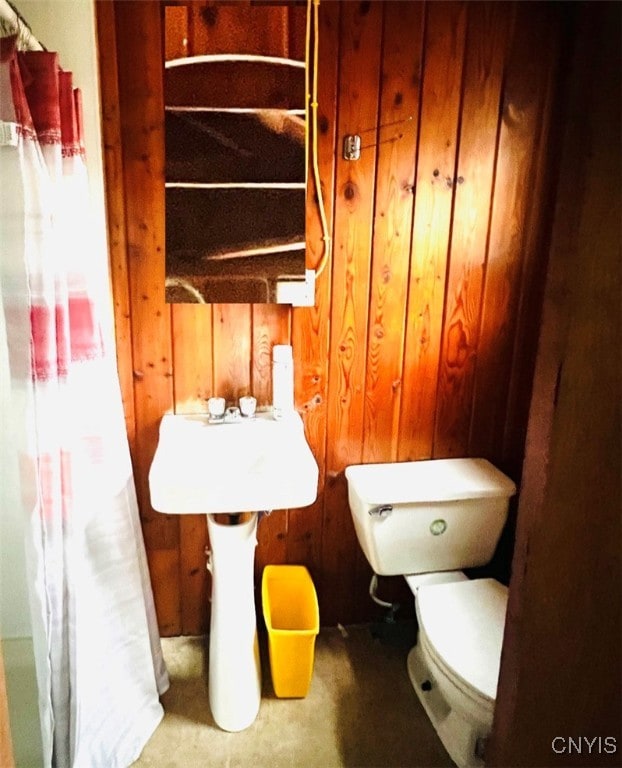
[171,306,213,412]
[327,0,383,470]
[179,510,209,634]
[322,0,383,625]
[99,0,566,632]
[287,3,307,61]
[253,304,290,581]
[434,2,509,457]
[96,0,136,451]
[355,0,425,616]
[362,0,424,465]
[489,6,621,759]
[172,305,213,634]
[164,5,189,60]
[190,0,289,57]
[470,3,558,471]
[399,1,467,462]
[164,4,211,635]
[289,0,340,588]
[251,305,290,406]
[114,0,180,635]
[499,6,563,478]
[212,304,251,401]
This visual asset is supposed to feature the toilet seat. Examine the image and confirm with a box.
[416,578,507,703]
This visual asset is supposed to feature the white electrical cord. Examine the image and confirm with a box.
[306,0,332,279]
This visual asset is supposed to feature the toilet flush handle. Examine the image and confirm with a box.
[369,505,392,519]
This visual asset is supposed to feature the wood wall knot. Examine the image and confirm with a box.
[343,181,357,202]
[446,175,465,189]
[200,5,218,27]
[302,393,322,411]
[503,101,525,129]
[446,320,471,369]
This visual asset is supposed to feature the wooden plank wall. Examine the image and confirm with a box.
[96,0,564,634]
[490,3,621,762]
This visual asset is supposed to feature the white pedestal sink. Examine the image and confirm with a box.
[206,512,260,731]
[148,411,318,731]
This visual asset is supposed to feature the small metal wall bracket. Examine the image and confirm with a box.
[343,134,361,161]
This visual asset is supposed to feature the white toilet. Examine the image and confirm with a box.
[345,458,516,768]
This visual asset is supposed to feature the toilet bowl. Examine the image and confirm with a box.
[406,577,507,768]
[345,458,516,768]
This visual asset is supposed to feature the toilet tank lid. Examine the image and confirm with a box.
[344,458,516,506]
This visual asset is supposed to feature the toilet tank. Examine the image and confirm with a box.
[345,458,516,576]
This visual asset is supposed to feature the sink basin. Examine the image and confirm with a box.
[149,409,319,731]
[149,411,318,514]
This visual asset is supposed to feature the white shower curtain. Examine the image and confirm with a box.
[0,39,168,768]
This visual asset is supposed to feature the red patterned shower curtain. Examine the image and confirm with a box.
[0,39,168,768]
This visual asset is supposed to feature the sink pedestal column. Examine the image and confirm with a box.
[206,512,261,731]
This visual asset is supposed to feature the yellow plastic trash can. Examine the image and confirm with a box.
[262,565,319,698]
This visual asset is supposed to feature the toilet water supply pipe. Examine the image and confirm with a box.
[369,573,401,617]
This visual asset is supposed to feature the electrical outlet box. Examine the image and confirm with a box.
[275,269,316,307]
[343,134,361,161]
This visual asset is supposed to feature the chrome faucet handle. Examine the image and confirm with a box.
[208,396,226,421]
[239,396,257,418]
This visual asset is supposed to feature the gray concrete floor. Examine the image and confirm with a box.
[132,624,454,768]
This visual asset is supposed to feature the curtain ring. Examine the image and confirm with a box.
[4,2,45,51]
